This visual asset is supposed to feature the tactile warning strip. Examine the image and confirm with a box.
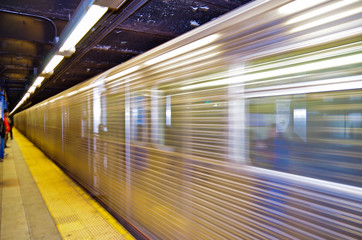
[14,129,135,240]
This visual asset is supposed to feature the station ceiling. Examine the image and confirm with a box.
[0,0,252,113]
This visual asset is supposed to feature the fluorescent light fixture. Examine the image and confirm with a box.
[278,0,327,14]
[10,76,46,114]
[34,76,45,87]
[287,0,358,24]
[144,34,220,66]
[9,5,107,115]
[28,86,36,93]
[59,5,108,53]
[291,7,362,33]
[43,55,64,74]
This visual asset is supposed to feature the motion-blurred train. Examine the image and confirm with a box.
[15,0,362,239]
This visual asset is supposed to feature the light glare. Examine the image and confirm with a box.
[28,86,36,93]
[59,5,108,53]
[43,55,64,74]
[34,77,45,87]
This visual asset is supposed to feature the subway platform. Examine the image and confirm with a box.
[0,128,135,240]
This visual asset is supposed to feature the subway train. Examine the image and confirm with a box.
[15,0,362,239]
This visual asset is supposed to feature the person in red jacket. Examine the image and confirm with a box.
[4,109,10,148]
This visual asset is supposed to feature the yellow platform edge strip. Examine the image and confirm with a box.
[14,128,135,240]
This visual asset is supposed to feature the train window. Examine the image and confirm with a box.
[246,90,362,187]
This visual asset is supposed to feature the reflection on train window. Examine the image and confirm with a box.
[166,95,171,127]
[164,94,175,146]
[93,85,107,133]
[101,93,107,132]
[247,90,362,187]
[132,93,146,142]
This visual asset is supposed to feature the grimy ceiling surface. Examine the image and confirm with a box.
[0,0,252,113]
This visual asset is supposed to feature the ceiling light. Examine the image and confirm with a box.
[59,5,108,53]
[43,55,64,74]
[28,86,36,93]
[10,5,108,115]
[34,77,45,87]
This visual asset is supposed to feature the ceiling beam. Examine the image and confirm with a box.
[0,11,57,44]
[0,38,51,58]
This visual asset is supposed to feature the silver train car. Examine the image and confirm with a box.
[15,0,362,239]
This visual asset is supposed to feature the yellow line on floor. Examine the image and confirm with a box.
[14,128,135,240]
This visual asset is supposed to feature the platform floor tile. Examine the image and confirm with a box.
[13,129,135,240]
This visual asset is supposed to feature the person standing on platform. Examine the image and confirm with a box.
[9,115,13,139]
[4,109,10,148]
[0,116,5,161]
